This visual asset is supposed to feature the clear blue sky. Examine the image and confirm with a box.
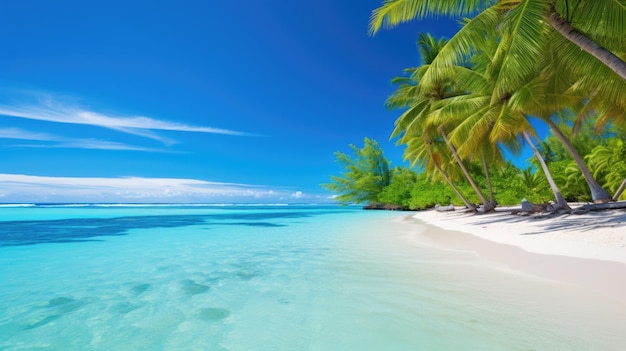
[0,0,504,203]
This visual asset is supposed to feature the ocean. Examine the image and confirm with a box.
[1,204,624,350]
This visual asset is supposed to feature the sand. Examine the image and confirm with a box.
[410,206,626,305]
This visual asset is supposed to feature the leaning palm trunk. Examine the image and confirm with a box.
[434,163,476,211]
[481,154,496,208]
[439,127,494,212]
[613,178,626,201]
[549,7,626,81]
[544,120,612,203]
[523,131,570,210]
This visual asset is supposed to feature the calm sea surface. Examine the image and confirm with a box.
[1,204,625,350]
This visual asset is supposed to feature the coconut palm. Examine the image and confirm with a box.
[388,33,494,211]
[403,131,477,210]
[375,0,619,203]
[510,32,615,203]
[370,0,626,134]
[420,21,576,209]
[541,116,612,202]
[429,75,572,210]
[391,30,573,210]
[369,0,626,82]
[523,131,570,208]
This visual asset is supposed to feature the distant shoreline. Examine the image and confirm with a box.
[0,203,342,208]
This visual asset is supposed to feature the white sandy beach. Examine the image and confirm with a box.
[413,206,626,263]
[410,206,626,305]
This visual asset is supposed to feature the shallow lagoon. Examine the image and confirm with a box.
[1,205,625,350]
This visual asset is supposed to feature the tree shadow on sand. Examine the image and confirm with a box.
[462,206,626,236]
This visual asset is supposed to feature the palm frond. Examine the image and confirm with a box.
[448,105,492,158]
[490,104,530,145]
[558,0,626,51]
[417,33,449,64]
[430,94,490,127]
[369,0,496,35]
[419,6,503,90]
[391,99,430,140]
[490,0,551,104]
[550,34,626,127]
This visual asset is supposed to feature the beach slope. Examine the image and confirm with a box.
[412,207,626,304]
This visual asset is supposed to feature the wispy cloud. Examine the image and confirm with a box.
[0,127,164,152]
[0,93,251,144]
[0,127,57,141]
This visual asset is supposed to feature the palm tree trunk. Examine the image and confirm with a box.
[434,164,476,211]
[544,119,611,203]
[549,7,626,81]
[481,153,496,207]
[613,178,626,201]
[439,127,494,212]
[523,131,570,210]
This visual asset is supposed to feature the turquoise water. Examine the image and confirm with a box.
[1,205,625,350]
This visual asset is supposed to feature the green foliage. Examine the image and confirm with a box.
[586,138,626,200]
[456,161,553,206]
[408,175,456,210]
[514,167,552,203]
[371,0,626,205]
[504,164,552,203]
[324,130,626,208]
[518,167,542,191]
[533,121,626,202]
[322,138,391,205]
[369,0,626,128]
[537,119,604,163]
[378,167,419,208]
[544,160,591,202]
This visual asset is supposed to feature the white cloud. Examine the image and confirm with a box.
[0,127,58,141]
[0,127,163,152]
[0,174,325,204]
[54,139,165,152]
[0,94,251,144]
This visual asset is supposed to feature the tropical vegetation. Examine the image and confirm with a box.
[325,129,625,210]
[322,138,391,205]
[324,1,626,211]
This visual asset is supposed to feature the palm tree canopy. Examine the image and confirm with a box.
[370,0,626,126]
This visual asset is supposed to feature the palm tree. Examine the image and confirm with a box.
[420,21,576,209]
[541,116,612,202]
[369,0,626,81]
[371,1,626,134]
[523,131,570,208]
[388,33,494,211]
[391,30,574,211]
[429,76,572,210]
[437,125,493,211]
[403,132,477,210]
[547,2,626,80]
[373,1,619,203]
